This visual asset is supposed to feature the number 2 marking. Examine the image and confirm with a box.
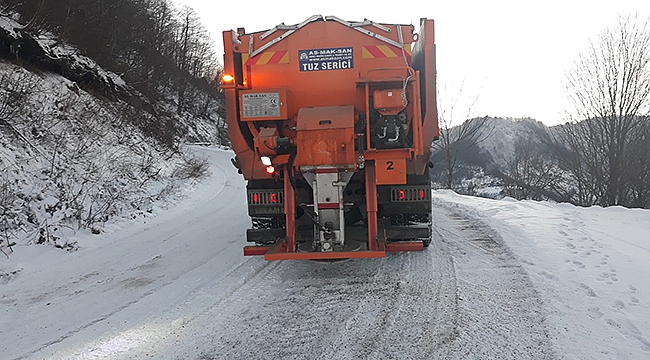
[386,161,394,170]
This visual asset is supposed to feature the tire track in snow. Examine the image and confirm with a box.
[431,203,556,359]
[156,204,554,359]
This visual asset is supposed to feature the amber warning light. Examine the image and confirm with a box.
[222,74,235,83]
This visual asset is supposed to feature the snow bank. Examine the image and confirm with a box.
[434,190,650,359]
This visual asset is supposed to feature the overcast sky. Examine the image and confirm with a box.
[172,0,650,125]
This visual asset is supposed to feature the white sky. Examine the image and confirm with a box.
[173,0,650,125]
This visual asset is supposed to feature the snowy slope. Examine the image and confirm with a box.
[476,117,546,170]
[1,12,225,254]
[1,146,649,359]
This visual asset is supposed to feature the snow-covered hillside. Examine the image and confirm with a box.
[1,13,225,254]
[1,147,648,359]
[476,117,548,169]
[0,59,205,253]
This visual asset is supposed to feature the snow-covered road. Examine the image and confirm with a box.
[2,146,649,359]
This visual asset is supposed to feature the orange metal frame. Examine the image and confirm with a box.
[222,19,434,181]
[240,160,424,260]
[227,17,438,260]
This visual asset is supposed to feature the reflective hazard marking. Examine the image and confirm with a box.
[244,51,290,66]
[362,44,411,58]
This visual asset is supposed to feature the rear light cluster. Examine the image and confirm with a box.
[391,186,431,202]
[248,190,284,205]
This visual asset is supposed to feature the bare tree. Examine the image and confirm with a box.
[625,117,650,207]
[434,81,494,189]
[554,14,650,207]
[502,139,564,201]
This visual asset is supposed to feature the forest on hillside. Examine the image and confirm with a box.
[0,0,228,255]
[0,0,225,145]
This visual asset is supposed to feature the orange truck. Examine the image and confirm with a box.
[221,15,439,260]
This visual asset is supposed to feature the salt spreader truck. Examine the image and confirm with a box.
[221,15,439,260]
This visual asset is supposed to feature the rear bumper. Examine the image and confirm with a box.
[244,239,424,260]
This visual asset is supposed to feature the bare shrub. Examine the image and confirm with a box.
[0,173,18,257]
[0,70,40,150]
[0,70,38,120]
[172,154,210,180]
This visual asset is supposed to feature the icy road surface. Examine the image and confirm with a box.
[2,146,649,359]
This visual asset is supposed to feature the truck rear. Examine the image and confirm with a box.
[221,15,439,260]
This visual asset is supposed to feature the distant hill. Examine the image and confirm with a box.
[474,117,549,170]
[431,114,650,210]
[429,117,553,197]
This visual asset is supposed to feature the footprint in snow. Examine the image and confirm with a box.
[580,283,598,297]
[539,270,559,281]
[587,306,603,319]
[612,299,625,311]
[573,260,586,269]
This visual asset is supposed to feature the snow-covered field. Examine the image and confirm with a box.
[1,146,649,359]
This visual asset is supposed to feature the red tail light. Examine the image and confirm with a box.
[391,187,430,202]
[265,166,275,175]
[247,190,284,216]
[249,191,284,205]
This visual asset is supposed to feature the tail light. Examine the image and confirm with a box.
[391,186,430,202]
[248,190,284,205]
